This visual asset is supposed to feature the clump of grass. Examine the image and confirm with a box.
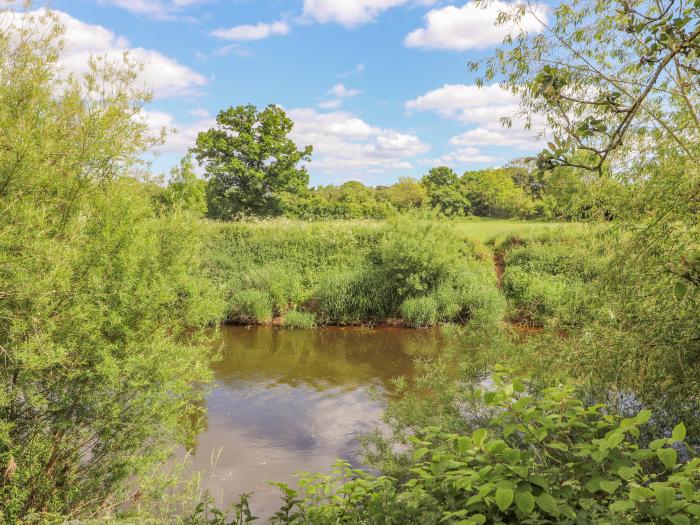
[400,296,439,328]
[283,310,317,329]
[231,289,272,324]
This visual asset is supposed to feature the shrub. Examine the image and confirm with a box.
[283,310,316,329]
[240,263,304,315]
[232,289,273,324]
[400,296,439,328]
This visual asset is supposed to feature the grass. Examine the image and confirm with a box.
[203,218,524,328]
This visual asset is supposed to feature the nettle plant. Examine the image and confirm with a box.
[192,368,699,524]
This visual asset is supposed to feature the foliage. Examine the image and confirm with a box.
[232,289,273,324]
[206,220,503,328]
[474,0,700,172]
[0,9,223,522]
[161,154,208,216]
[185,368,700,524]
[283,310,317,329]
[400,296,439,328]
[193,104,312,219]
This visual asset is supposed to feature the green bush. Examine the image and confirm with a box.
[400,296,439,327]
[240,263,304,315]
[283,310,316,329]
[232,289,273,324]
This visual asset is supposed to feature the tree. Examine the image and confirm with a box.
[421,167,471,216]
[461,168,532,218]
[163,154,207,216]
[378,177,428,211]
[0,9,222,520]
[473,0,700,171]
[193,104,313,219]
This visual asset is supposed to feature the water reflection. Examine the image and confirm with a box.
[189,325,445,516]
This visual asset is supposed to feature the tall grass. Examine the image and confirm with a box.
[205,219,505,328]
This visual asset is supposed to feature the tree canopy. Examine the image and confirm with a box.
[193,104,313,219]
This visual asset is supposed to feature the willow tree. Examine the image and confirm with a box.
[0,8,222,521]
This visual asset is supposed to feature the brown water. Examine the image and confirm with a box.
[188,325,446,516]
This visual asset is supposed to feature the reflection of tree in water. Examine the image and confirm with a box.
[211,326,447,392]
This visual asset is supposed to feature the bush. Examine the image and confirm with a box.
[283,310,316,329]
[240,263,304,315]
[232,289,273,324]
[400,296,439,327]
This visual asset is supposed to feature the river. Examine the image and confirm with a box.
[187,324,446,516]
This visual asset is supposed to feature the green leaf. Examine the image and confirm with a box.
[495,487,513,512]
[687,503,700,516]
[668,515,690,525]
[616,465,637,480]
[635,409,652,424]
[547,441,569,452]
[536,493,559,516]
[514,491,535,514]
[599,479,620,495]
[657,447,677,469]
[609,500,634,512]
[412,447,430,462]
[672,422,686,442]
[629,485,653,501]
[653,485,676,514]
[472,428,488,446]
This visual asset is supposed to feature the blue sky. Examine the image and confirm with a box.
[45,0,548,186]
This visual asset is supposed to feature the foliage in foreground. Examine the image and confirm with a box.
[186,368,700,524]
[0,9,223,523]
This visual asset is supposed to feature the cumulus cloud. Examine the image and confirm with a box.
[421,146,499,167]
[16,9,208,98]
[140,110,215,158]
[406,83,520,123]
[98,0,206,20]
[405,0,546,51]
[288,108,429,176]
[318,99,343,109]
[211,21,290,41]
[303,0,437,28]
[329,83,362,98]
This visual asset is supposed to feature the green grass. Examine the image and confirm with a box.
[203,218,521,327]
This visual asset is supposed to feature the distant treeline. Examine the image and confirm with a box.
[150,157,589,222]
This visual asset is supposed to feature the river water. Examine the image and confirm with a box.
[187,325,446,516]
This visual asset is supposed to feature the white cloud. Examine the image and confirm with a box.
[303,0,437,28]
[288,108,429,176]
[449,126,537,149]
[140,110,214,154]
[329,83,362,98]
[211,21,290,41]
[98,0,205,20]
[19,9,208,98]
[406,83,520,124]
[405,1,546,51]
[422,146,499,167]
[318,99,343,109]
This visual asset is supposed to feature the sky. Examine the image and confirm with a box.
[39,0,549,186]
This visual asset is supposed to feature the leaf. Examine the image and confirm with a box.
[472,428,488,446]
[412,447,430,462]
[547,441,569,452]
[599,479,620,495]
[536,493,559,516]
[495,487,514,512]
[629,486,653,501]
[635,409,652,424]
[616,465,637,480]
[514,491,535,514]
[668,515,690,525]
[653,485,676,514]
[609,500,634,512]
[657,447,677,469]
[672,422,686,442]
